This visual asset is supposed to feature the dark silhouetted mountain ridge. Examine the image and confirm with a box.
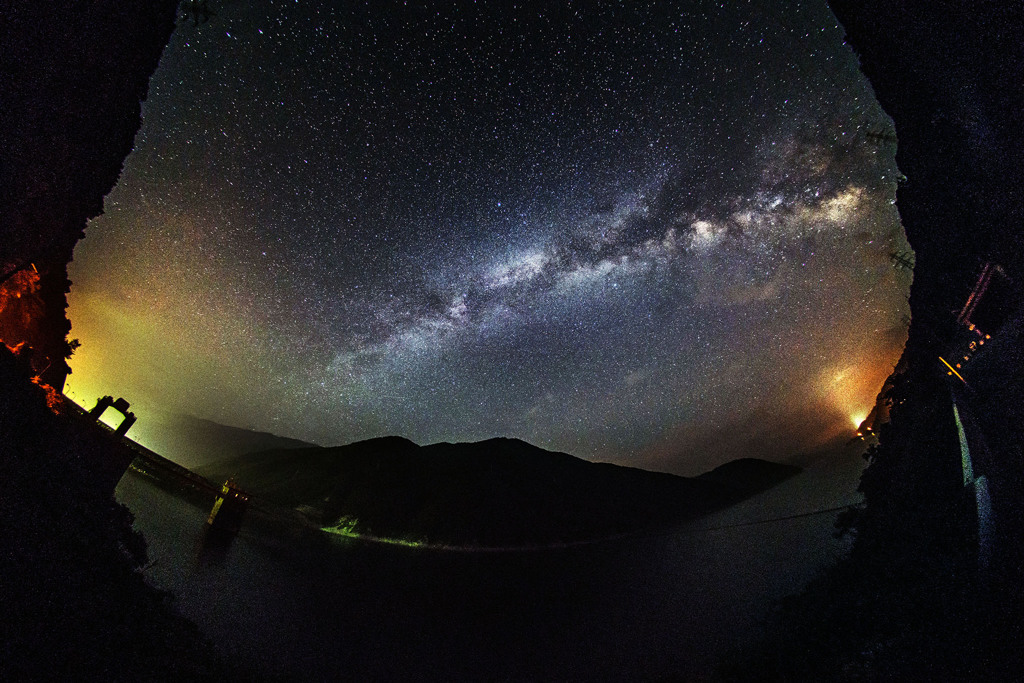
[132,413,316,468]
[698,457,802,496]
[198,436,800,546]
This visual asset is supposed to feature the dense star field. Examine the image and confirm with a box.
[66,0,910,474]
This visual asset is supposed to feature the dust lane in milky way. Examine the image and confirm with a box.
[66,0,910,474]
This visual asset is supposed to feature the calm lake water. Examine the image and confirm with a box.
[115,445,867,681]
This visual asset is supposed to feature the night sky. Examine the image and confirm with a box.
[66,0,910,475]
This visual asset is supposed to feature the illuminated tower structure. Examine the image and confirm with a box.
[206,480,249,534]
[87,395,137,437]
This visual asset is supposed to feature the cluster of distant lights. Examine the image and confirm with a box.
[940,325,991,385]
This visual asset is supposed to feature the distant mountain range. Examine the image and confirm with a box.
[197,435,800,547]
[130,413,315,468]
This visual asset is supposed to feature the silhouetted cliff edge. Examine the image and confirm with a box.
[0,3,236,679]
[0,0,181,388]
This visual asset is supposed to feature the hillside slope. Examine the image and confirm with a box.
[200,438,799,547]
[131,413,315,468]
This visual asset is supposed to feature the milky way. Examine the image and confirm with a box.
[66,0,910,473]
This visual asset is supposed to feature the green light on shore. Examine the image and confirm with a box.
[321,517,424,548]
[327,516,359,535]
